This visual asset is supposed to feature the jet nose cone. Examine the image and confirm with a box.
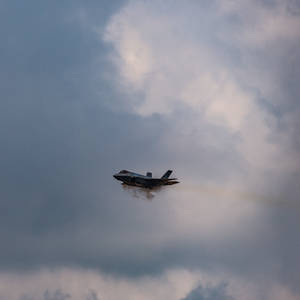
[113,174,120,180]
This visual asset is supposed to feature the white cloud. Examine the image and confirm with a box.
[1,268,298,300]
[91,2,300,298]
[218,0,300,47]
[102,0,300,186]
[0,268,211,300]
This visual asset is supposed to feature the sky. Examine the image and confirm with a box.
[0,0,299,299]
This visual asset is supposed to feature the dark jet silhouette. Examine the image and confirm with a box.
[113,170,179,188]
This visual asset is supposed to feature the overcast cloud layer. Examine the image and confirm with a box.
[0,0,299,299]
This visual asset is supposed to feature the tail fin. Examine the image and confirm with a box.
[161,170,172,179]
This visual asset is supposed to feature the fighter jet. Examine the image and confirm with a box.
[113,170,179,188]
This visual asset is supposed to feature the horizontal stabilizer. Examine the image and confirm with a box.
[161,170,172,179]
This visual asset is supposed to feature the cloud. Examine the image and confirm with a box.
[0,268,204,300]
[0,1,299,299]
[103,0,300,196]
[2,268,300,300]
[100,0,300,294]
[43,290,71,300]
[0,0,268,280]
[180,282,234,300]
[218,0,300,47]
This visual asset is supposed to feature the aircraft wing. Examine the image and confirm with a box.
[136,177,162,184]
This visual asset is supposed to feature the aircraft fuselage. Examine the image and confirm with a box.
[113,170,179,189]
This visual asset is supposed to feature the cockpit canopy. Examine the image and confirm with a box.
[119,170,129,174]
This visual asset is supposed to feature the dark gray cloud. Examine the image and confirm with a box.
[20,289,99,300]
[0,0,181,277]
[180,283,234,300]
